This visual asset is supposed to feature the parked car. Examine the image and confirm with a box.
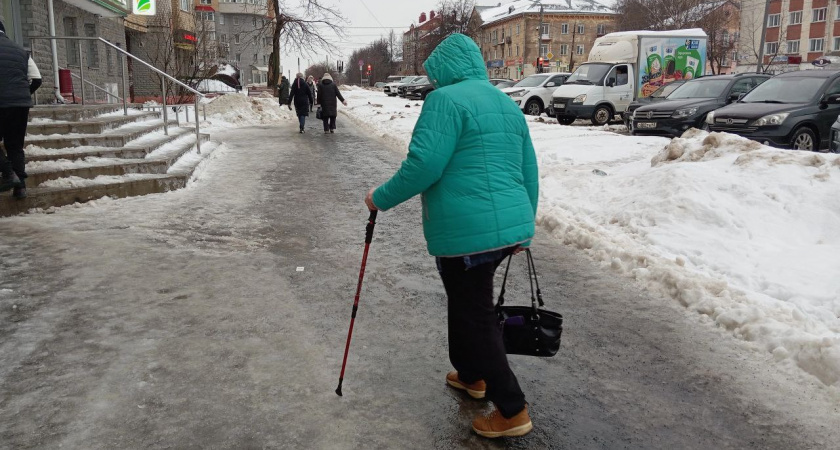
[374,82,387,88]
[623,80,686,129]
[632,74,770,137]
[706,70,840,151]
[398,76,429,97]
[384,76,421,96]
[829,116,840,153]
[405,78,435,100]
[489,78,513,86]
[502,73,571,116]
[494,80,516,89]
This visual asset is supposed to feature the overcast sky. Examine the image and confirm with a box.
[280,0,616,77]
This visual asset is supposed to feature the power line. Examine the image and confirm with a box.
[357,0,390,30]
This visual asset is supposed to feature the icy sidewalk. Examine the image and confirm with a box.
[340,87,840,393]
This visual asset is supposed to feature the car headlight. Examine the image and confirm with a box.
[705,111,715,125]
[754,112,790,127]
[672,107,698,119]
[507,89,526,97]
[573,94,587,104]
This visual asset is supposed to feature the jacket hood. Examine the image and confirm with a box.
[423,33,487,88]
[322,72,333,81]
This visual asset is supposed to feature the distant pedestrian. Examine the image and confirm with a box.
[316,73,346,134]
[0,19,40,198]
[288,73,313,133]
[306,75,317,112]
[364,33,538,439]
[278,75,290,105]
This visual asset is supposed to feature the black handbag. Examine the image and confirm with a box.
[496,249,563,357]
[315,106,322,119]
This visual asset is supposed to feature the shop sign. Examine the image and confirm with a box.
[132,0,155,15]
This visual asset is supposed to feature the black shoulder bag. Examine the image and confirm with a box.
[496,249,563,357]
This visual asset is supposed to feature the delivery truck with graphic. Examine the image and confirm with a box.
[550,29,708,126]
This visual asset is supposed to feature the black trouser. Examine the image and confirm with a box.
[438,255,526,418]
[0,107,29,180]
[322,115,336,131]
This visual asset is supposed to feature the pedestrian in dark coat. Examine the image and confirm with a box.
[316,73,346,133]
[0,19,36,197]
[278,75,290,105]
[306,75,317,112]
[288,73,313,133]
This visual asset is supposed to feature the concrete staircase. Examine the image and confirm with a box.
[0,104,214,216]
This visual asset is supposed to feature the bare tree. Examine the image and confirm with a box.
[614,0,707,31]
[701,2,738,74]
[739,2,786,74]
[305,61,339,80]
[347,38,397,85]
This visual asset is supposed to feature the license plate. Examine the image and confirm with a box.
[636,122,657,129]
[555,103,565,109]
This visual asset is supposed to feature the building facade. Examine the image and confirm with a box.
[402,11,442,75]
[3,0,128,104]
[473,1,616,79]
[214,0,272,86]
[739,0,840,73]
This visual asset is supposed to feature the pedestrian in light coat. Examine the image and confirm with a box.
[316,73,346,134]
[364,33,538,439]
[306,75,317,111]
[0,19,41,198]
[288,73,313,133]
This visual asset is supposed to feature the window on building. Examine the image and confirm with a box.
[236,53,241,62]
[235,34,240,44]
[253,53,258,62]
[813,8,827,23]
[836,7,840,20]
[576,44,585,55]
[561,23,569,34]
[200,0,212,4]
[516,45,519,56]
[810,38,825,52]
[576,24,585,34]
[63,17,79,66]
[559,44,568,55]
[234,16,240,26]
[180,0,190,11]
[597,24,606,35]
[765,41,778,54]
[834,37,840,51]
[263,54,267,64]
[516,24,520,35]
[221,34,227,43]
[722,31,730,46]
[264,37,271,46]
[220,14,225,25]
[202,12,214,21]
[732,50,739,62]
[767,13,780,27]
[508,45,511,57]
[84,23,98,68]
[789,10,802,25]
[209,31,216,41]
[540,23,549,37]
[787,40,799,53]
[540,44,548,57]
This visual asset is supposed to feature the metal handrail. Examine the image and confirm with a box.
[69,71,123,103]
[29,35,204,153]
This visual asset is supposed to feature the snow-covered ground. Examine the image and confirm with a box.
[341,87,840,394]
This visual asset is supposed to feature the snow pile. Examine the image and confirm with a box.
[39,174,155,189]
[203,93,292,126]
[340,89,840,391]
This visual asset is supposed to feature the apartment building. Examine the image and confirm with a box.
[740,0,840,73]
[214,0,272,86]
[403,11,442,75]
[473,1,616,79]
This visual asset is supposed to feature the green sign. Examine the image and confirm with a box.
[133,0,155,15]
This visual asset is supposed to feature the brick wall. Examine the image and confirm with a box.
[21,0,127,105]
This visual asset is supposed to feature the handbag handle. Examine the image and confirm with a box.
[496,248,545,314]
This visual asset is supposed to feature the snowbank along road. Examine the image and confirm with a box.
[0,98,837,448]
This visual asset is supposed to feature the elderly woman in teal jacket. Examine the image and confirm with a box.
[365,33,538,439]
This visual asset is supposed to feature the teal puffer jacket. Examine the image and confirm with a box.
[372,33,539,257]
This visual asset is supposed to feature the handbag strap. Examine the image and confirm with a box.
[496,248,545,313]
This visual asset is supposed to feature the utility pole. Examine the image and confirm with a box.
[569,23,577,72]
[756,0,772,73]
[535,4,544,74]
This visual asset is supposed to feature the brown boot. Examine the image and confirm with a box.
[472,405,533,438]
[445,371,486,399]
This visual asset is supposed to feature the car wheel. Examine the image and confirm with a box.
[791,127,817,151]
[557,116,575,125]
[591,105,612,126]
[420,91,428,100]
[525,99,543,116]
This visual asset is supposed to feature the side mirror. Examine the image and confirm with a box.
[546,82,556,87]
[728,92,741,103]
[606,78,616,87]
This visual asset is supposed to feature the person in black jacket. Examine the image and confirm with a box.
[316,73,346,134]
[0,19,38,197]
[277,75,290,105]
[287,73,313,133]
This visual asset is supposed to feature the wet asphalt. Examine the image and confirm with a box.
[0,118,836,449]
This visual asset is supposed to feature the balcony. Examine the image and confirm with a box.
[541,33,551,41]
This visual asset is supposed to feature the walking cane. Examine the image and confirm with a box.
[335,209,378,396]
